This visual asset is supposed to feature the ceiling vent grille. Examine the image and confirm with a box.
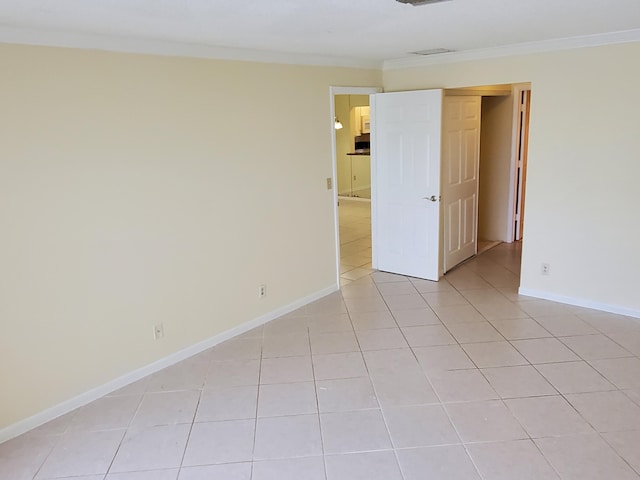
[396,0,451,6]
[411,48,455,56]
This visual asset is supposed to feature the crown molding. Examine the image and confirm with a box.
[3,25,639,72]
[384,29,640,70]
[0,26,382,70]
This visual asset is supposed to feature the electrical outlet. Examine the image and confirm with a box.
[541,263,551,275]
[258,284,267,298]
[153,324,164,340]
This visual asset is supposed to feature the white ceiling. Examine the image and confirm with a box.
[1,0,640,67]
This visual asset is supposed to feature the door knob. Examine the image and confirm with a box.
[423,195,440,202]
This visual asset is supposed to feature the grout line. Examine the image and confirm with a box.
[307,324,330,480]
[248,329,265,479]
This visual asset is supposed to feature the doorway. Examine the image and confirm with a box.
[366,84,530,282]
[330,86,380,286]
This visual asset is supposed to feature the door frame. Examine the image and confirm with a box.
[506,83,532,243]
[330,86,382,286]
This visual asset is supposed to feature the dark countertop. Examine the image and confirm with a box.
[347,150,371,156]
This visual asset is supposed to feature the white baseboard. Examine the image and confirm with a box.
[518,287,640,319]
[0,283,339,444]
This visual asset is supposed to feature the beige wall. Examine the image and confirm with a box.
[385,42,640,313]
[478,94,514,242]
[334,95,352,195]
[0,44,381,430]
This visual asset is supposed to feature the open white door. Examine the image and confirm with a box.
[371,90,443,281]
[442,96,482,272]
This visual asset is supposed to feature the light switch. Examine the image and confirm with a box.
[326,178,333,190]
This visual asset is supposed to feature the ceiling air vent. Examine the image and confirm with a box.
[396,0,451,5]
[411,48,455,56]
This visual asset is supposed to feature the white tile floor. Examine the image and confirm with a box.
[2,200,640,479]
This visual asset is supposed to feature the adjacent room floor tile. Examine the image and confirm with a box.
[481,365,556,399]
[36,430,125,479]
[445,400,528,443]
[504,396,593,438]
[253,414,322,460]
[446,322,504,344]
[625,388,640,406]
[320,410,392,454]
[384,404,460,448]
[413,345,475,372]
[350,311,398,330]
[325,451,403,480]
[565,390,640,432]
[473,301,530,321]
[401,325,456,347]
[178,464,250,480]
[370,371,439,407]
[261,332,310,358]
[110,425,189,473]
[602,430,640,475]
[312,351,368,380]
[433,305,486,325]
[0,435,57,480]
[511,338,580,364]
[252,456,326,480]
[355,328,408,350]
[535,434,640,480]
[429,369,499,402]
[195,385,257,422]
[606,332,640,356]
[205,359,260,388]
[131,390,200,427]
[182,419,255,466]
[396,445,481,480]
[467,439,560,480]
[68,395,141,431]
[107,470,179,480]
[316,377,378,413]
[384,294,429,311]
[461,341,528,368]
[422,291,470,308]
[490,318,552,340]
[310,331,360,355]
[260,355,314,384]
[363,348,421,376]
[258,382,317,417]
[559,334,633,360]
[392,308,442,327]
[534,361,615,394]
[533,315,599,337]
[589,357,640,389]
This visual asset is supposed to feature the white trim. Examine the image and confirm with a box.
[0,26,382,70]
[518,288,640,320]
[370,94,378,271]
[0,284,339,444]
[506,83,531,243]
[384,29,640,70]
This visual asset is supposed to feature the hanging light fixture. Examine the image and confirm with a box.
[334,117,344,130]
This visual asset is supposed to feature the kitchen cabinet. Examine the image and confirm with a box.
[339,154,370,199]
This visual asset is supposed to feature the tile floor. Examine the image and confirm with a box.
[2,200,640,479]
[338,198,373,285]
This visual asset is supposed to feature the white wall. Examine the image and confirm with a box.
[0,43,381,431]
[478,94,514,241]
[385,42,640,316]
